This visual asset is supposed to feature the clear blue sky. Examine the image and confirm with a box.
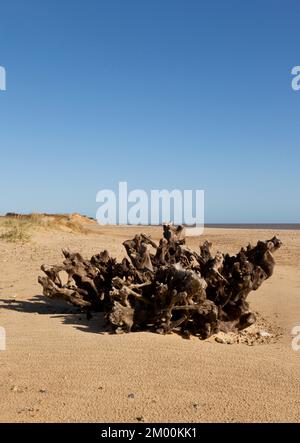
[0,0,299,223]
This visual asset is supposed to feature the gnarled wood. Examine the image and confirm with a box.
[38,225,282,339]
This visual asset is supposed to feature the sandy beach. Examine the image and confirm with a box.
[0,225,300,423]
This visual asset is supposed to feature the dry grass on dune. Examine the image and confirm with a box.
[0,213,95,242]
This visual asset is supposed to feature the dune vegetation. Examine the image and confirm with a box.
[0,213,96,242]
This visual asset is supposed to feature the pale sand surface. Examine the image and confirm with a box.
[0,226,300,422]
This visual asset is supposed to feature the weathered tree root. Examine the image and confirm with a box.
[38,225,282,339]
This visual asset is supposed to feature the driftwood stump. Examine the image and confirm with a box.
[38,225,282,339]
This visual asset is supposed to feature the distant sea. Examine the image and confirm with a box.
[205,224,300,230]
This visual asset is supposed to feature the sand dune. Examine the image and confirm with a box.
[0,225,299,422]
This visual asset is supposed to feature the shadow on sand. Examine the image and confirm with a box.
[0,295,110,334]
